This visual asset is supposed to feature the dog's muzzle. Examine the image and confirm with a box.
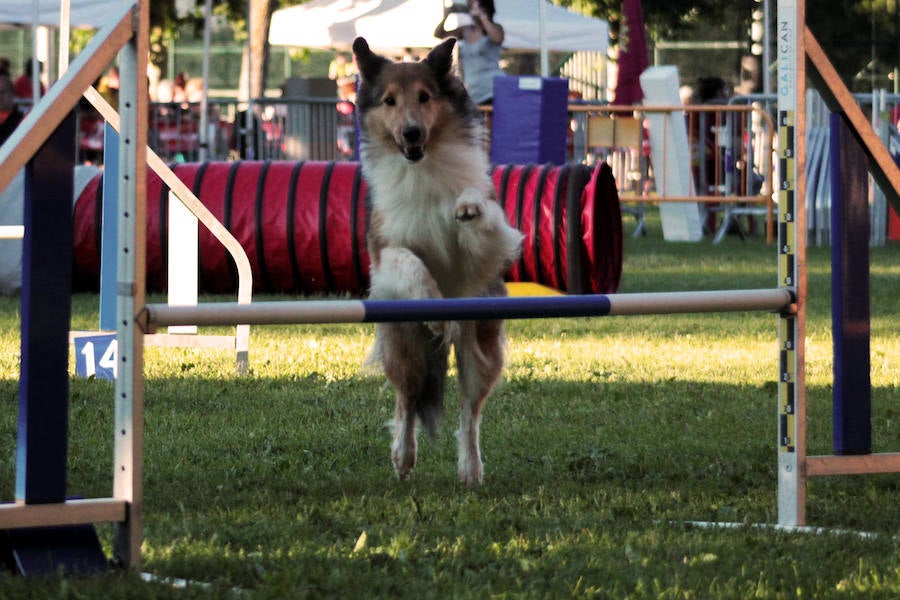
[400,124,425,162]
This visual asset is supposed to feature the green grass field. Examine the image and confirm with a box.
[2,215,900,597]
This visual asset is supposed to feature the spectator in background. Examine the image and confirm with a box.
[328,53,357,101]
[434,0,505,105]
[13,58,44,100]
[0,57,10,77]
[98,65,119,110]
[173,72,188,103]
[689,75,730,194]
[689,76,731,233]
[0,74,24,146]
[184,77,204,103]
[155,79,174,103]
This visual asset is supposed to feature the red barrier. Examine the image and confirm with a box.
[73,161,621,295]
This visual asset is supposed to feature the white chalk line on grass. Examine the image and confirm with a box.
[680,521,882,539]
[139,520,882,591]
[141,571,249,595]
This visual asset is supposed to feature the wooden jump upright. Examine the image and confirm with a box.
[777,0,900,527]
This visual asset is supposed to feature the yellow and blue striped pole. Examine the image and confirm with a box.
[142,289,793,329]
[776,0,807,527]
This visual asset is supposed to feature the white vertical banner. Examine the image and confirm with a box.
[640,66,703,241]
[168,191,198,334]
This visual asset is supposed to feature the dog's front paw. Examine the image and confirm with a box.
[459,456,483,488]
[455,188,485,222]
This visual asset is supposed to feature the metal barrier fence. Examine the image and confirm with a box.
[21,96,357,165]
[561,103,776,242]
[243,97,357,162]
[17,95,779,242]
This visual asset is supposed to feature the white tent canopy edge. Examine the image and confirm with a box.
[269,0,609,55]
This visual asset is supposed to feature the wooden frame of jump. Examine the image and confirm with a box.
[0,1,144,570]
[777,0,900,526]
[0,0,247,570]
[3,0,898,573]
[0,0,799,573]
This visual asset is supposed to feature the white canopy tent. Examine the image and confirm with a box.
[0,0,127,101]
[0,0,120,28]
[0,0,218,159]
[269,0,609,55]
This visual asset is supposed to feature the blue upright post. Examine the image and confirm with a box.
[99,123,120,331]
[16,113,77,504]
[829,112,872,455]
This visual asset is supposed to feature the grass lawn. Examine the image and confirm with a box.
[2,211,900,597]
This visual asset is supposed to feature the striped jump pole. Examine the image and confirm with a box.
[141,288,794,329]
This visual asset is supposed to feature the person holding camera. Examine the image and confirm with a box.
[434,0,505,105]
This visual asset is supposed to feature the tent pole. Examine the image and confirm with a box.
[199,0,211,162]
[539,0,548,76]
[58,0,71,76]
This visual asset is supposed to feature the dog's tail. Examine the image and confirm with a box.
[367,324,450,438]
[416,333,448,438]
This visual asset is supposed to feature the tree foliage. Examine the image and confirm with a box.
[807,0,900,90]
[176,0,304,97]
[563,0,756,47]
[154,0,899,96]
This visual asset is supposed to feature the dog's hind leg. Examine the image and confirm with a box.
[369,247,450,478]
[379,322,449,479]
[455,315,505,487]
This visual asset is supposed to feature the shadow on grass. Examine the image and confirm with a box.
[25,371,899,530]
[96,375,900,594]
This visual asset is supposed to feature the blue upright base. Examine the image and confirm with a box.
[1,523,107,576]
[16,111,77,503]
[99,123,120,331]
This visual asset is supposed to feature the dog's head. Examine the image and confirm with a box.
[352,36,476,163]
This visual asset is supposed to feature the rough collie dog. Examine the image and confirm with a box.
[352,37,523,486]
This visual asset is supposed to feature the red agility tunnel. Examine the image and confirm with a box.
[492,162,621,294]
[72,161,621,295]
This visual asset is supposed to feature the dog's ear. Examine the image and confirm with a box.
[353,37,389,82]
[423,37,456,78]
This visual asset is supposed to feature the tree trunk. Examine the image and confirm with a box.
[247,0,278,100]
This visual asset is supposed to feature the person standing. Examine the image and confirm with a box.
[435,0,505,105]
[98,66,119,110]
[13,58,43,101]
[328,52,358,102]
[0,74,24,146]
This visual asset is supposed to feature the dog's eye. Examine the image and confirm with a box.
[419,92,430,104]
[384,96,396,107]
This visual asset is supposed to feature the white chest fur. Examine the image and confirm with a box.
[362,141,520,298]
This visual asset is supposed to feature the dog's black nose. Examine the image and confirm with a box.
[402,125,422,144]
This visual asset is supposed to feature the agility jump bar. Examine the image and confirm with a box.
[143,288,793,329]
